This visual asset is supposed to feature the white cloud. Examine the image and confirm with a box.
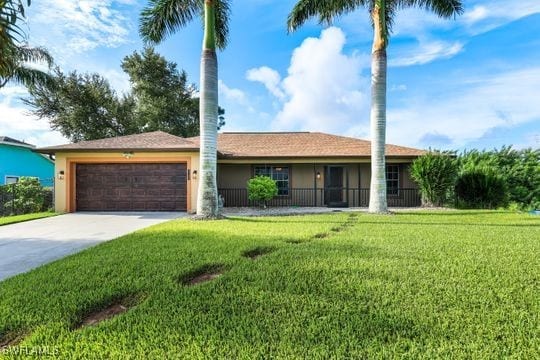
[391,40,464,67]
[390,84,407,92]
[0,87,68,147]
[463,5,489,24]
[28,0,134,55]
[218,80,247,104]
[462,1,540,27]
[246,66,285,99]
[248,27,369,135]
[387,67,540,148]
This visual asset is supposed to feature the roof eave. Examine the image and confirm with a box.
[1,141,36,149]
[35,147,203,154]
[218,154,424,160]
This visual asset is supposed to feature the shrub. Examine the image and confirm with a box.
[247,176,278,208]
[3,177,47,215]
[458,147,539,210]
[455,168,509,209]
[410,152,458,207]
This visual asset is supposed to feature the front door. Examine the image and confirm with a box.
[325,166,344,205]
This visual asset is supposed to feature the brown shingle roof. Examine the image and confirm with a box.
[37,131,199,153]
[37,131,425,158]
[187,132,426,158]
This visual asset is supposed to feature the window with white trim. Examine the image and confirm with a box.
[254,166,289,196]
[5,176,19,185]
[386,165,400,196]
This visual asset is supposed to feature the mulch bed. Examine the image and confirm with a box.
[242,247,275,260]
[179,264,226,286]
[79,304,128,328]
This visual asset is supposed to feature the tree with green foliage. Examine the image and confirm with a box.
[287,0,463,214]
[410,151,458,207]
[122,47,200,138]
[247,176,278,208]
[0,0,53,88]
[24,48,225,142]
[140,0,231,218]
[24,68,137,142]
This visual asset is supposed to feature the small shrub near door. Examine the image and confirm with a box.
[455,168,509,209]
[247,176,278,208]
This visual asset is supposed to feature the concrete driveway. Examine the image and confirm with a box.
[0,212,186,281]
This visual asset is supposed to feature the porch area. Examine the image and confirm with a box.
[217,162,421,208]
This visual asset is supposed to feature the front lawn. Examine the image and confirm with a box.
[0,211,538,358]
[0,212,56,226]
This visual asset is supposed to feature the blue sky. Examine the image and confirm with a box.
[0,0,539,150]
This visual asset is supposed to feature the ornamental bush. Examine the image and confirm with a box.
[458,147,539,210]
[455,168,509,209]
[247,176,278,208]
[3,177,48,215]
[410,152,458,207]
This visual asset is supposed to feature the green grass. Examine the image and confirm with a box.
[0,211,539,358]
[0,212,56,226]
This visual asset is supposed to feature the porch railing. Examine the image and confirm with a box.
[218,188,421,208]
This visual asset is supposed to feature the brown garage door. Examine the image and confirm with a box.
[76,163,187,211]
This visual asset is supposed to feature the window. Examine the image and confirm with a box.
[5,176,19,185]
[254,166,289,196]
[386,165,399,196]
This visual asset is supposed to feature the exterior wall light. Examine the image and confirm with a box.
[316,171,321,180]
[192,170,198,180]
[58,170,65,180]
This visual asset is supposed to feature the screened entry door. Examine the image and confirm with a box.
[325,166,344,205]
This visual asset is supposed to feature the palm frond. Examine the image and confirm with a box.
[16,46,53,66]
[214,0,231,50]
[287,0,370,33]
[3,64,53,88]
[139,0,202,44]
[391,0,463,18]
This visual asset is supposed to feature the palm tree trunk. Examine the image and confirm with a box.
[368,3,389,214]
[196,0,219,218]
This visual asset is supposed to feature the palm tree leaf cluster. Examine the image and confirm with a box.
[0,0,53,88]
[288,0,463,42]
[140,0,230,50]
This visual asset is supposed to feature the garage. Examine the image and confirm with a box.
[75,163,187,211]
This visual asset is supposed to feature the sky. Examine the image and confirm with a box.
[0,0,539,151]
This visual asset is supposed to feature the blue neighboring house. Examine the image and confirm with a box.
[0,136,54,185]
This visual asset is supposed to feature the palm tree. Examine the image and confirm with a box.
[288,0,463,213]
[0,0,53,88]
[140,0,230,218]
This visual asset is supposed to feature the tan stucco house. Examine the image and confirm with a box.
[37,131,426,213]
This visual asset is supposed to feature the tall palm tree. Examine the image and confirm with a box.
[140,0,230,218]
[288,0,463,213]
[0,0,53,88]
